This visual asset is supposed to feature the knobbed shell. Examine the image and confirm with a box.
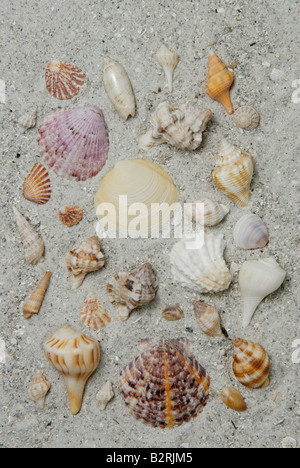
[162,306,184,321]
[206,54,234,114]
[233,106,260,131]
[28,372,51,409]
[59,206,83,227]
[212,139,254,207]
[156,45,179,92]
[103,57,135,120]
[66,236,105,290]
[45,60,86,100]
[239,257,286,327]
[185,197,229,226]
[193,301,222,337]
[233,338,270,388]
[169,233,232,294]
[13,207,44,265]
[23,163,51,205]
[120,338,210,428]
[80,293,111,330]
[234,214,269,250]
[139,101,212,151]
[44,327,101,415]
[96,381,114,410]
[220,386,247,411]
[23,271,51,319]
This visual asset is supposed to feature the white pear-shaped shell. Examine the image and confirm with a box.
[156,45,179,92]
[193,301,222,337]
[96,381,114,410]
[234,214,269,250]
[23,271,51,319]
[239,257,286,327]
[233,106,260,131]
[28,372,51,409]
[185,198,229,226]
[170,233,232,293]
[13,207,44,265]
[103,57,135,120]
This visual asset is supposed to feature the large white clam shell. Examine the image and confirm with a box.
[233,214,269,250]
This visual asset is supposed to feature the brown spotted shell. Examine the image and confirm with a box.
[59,206,83,227]
[233,338,270,388]
[120,338,210,428]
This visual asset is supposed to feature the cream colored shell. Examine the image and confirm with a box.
[80,293,111,330]
[96,381,114,410]
[193,301,222,337]
[233,106,260,131]
[220,386,247,411]
[156,45,179,92]
[185,197,229,226]
[28,372,51,409]
[233,214,269,250]
[23,271,51,319]
[103,57,135,120]
[13,207,44,264]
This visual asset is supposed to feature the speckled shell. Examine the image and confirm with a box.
[45,60,86,100]
[38,106,109,182]
[233,338,270,389]
[96,381,114,410]
[206,54,234,114]
[185,197,229,226]
[220,386,247,411]
[193,301,222,337]
[23,163,51,205]
[28,372,51,409]
[162,306,184,321]
[156,45,179,92]
[59,206,83,227]
[80,293,111,330]
[103,57,135,120]
[120,338,210,428]
[23,271,51,319]
[233,106,260,131]
[13,207,45,265]
[234,214,269,250]
[139,102,212,151]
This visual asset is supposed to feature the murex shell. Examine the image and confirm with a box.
[28,372,51,409]
[185,197,229,227]
[170,233,232,293]
[156,45,179,92]
[234,214,269,250]
[23,271,51,319]
[139,101,212,151]
[13,207,44,265]
[194,301,222,337]
[233,106,260,131]
[103,57,135,120]
[23,163,51,205]
[45,60,86,100]
[206,54,234,114]
[59,206,83,227]
[38,106,109,182]
[233,338,270,388]
[120,338,210,428]
[80,293,111,330]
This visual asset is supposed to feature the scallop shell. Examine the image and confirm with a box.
[156,45,179,92]
[185,197,229,226]
[59,206,83,227]
[28,372,51,409]
[233,338,270,388]
[212,139,254,207]
[107,263,158,322]
[23,163,51,205]
[220,386,247,411]
[193,301,222,337]
[139,101,212,151]
[96,381,114,410]
[169,233,232,294]
[94,159,180,237]
[162,306,184,321]
[234,214,269,250]
[80,293,111,330]
[38,106,109,182]
[233,106,260,131]
[23,271,51,319]
[45,60,86,100]
[13,207,44,265]
[66,236,105,290]
[103,57,135,120]
[120,338,210,428]
[239,257,286,327]
[206,54,234,114]
[44,327,101,415]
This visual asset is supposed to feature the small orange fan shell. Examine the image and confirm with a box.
[45,60,86,100]
[23,163,51,205]
[59,206,83,227]
[206,54,234,114]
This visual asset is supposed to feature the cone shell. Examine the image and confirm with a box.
[156,45,179,92]
[212,140,254,207]
[120,338,210,428]
[45,60,86,100]
[193,301,222,337]
[28,372,51,409]
[80,293,111,330]
[162,306,184,321]
[234,214,269,250]
[103,57,135,120]
[233,338,270,388]
[220,386,247,411]
[185,197,229,226]
[96,381,114,410]
[59,206,83,227]
[206,54,234,114]
[23,271,51,319]
[38,106,109,182]
[66,236,105,290]
[23,163,51,205]
[44,327,101,415]
[233,106,260,131]
[13,207,44,264]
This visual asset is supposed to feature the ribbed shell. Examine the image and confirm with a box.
[80,293,111,330]
[233,106,260,131]
[185,197,229,226]
[103,57,135,120]
[120,338,210,428]
[162,306,184,321]
[193,301,222,337]
[59,206,83,227]
[156,45,179,92]
[45,60,86,100]
[233,338,270,388]
[38,106,109,182]
[23,163,51,205]
[13,207,45,265]
[23,271,51,319]
[233,214,269,250]
[206,54,234,114]
[28,372,51,409]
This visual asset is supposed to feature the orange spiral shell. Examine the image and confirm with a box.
[233,338,270,388]
[206,54,234,114]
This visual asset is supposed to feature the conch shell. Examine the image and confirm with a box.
[233,214,269,250]
[139,101,212,151]
[193,301,222,337]
[206,53,234,114]
[220,386,247,411]
[23,271,51,319]
[233,338,270,388]
[44,327,101,415]
[156,45,179,92]
[185,197,229,226]
[103,57,135,120]
[13,207,44,265]
[28,372,51,409]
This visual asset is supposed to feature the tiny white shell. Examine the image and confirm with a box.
[233,214,269,250]
[185,198,229,226]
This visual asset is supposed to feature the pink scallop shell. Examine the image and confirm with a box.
[37,106,109,182]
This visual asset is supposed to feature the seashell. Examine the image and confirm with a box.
[169,233,232,294]
[44,327,101,415]
[212,139,254,207]
[23,271,51,319]
[66,236,105,290]
[38,106,109,182]
[206,54,234,114]
[233,106,260,131]
[28,372,51,409]
[23,163,51,205]
[220,386,247,411]
[103,57,135,120]
[94,159,179,237]
[96,381,114,410]
[45,60,86,100]
[193,301,222,337]
[239,257,286,327]
[233,338,270,388]
[80,293,111,330]
[59,206,83,227]
[234,214,269,250]
[156,45,179,92]
[120,338,210,428]
[185,197,229,226]
[161,306,184,321]
[13,207,44,265]
[18,108,37,132]
[139,101,212,151]
[107,263,158,322]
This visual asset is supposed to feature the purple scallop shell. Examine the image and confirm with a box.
[37,106,109,182]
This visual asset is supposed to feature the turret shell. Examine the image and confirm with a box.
[23,271,51,319]
[13,207,45,265]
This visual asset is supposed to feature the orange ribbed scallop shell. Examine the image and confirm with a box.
[59,206,83,227]
[23,163,51,205]
[233,338,270,388]
[45,60,86,100]
[206,54,234,114]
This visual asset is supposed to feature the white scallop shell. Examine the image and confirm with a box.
[185,198,229,226]
[233,214,269,249]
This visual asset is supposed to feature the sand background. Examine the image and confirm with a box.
[0,0,299,448]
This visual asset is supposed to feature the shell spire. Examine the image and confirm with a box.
[13,207,45,264]
[23,271,51,319]
[206,54,234,114]
[156,45,179,92]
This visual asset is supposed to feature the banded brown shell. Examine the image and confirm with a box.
[45,60,86,100]
[193,301,222,337]
[233,338,270,389]
[80,293,111,330]
[162,306,184,321]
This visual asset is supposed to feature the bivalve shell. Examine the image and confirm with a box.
[45,60,86,100]
[23,163,51,205]
[233,214,269,250]
[59,206,83,227]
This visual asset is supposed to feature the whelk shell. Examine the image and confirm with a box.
[162,306,184,321]
[120,338,210,428]
[23,163,51,205]
[59,206,83,227]
[156,45,179,92]
[206,53,234,114]
[233,106,260,131]
[233,338,270,388]
[220,386,247,411]
[44,327,101,415]
[185,197,229,226]
[13,207,44,265]
[23,271,51,319]
[103,57,135,120]
[45,60,86,100]
[193,301,222,337]
[233,214,269,250]
[28,372,51,409]
[80,293,111,330]
[96,381,114,410]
